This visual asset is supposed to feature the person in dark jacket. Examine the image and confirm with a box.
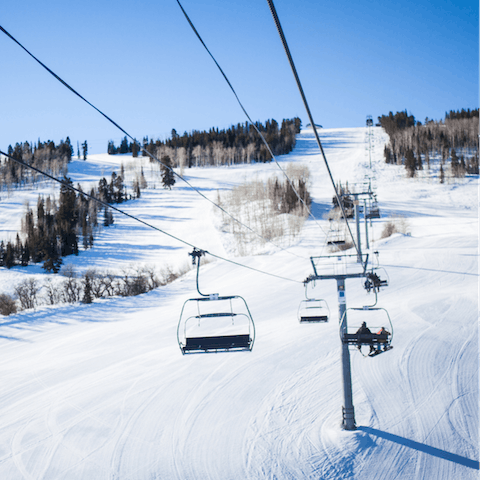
[356,322,374,353]
[356,322,371,335]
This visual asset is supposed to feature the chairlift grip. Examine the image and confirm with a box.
[190,249,218,298]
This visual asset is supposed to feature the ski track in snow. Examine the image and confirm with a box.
[0,127,477,479]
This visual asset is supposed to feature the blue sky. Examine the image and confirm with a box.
[1,0,478,153]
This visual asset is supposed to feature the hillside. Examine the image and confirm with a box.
[0,126,477,479]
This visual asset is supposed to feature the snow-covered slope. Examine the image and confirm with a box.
[0,127,477,479]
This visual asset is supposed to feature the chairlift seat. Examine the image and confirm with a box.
[327,239,346,245]
[343,333,389,345]
[182,334,252,353]
[366,208,380,219]
[299,314,329,323]
[196,312,237,319]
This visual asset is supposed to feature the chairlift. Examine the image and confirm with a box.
[327,228,346,246]
[364,267,389,293]
[177,249,255,354]
[340,306,393,357]
[365,198,380,219]
[297,281,330,323]
[366,204,380,219]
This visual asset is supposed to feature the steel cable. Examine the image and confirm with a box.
[265,0,362,261]
[175,0,329,240]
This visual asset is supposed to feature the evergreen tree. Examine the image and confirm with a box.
[81,210,89,250]
[43,247,63,273]
[4,242,15,268]
[107,141,117,155]
[81,140,88,160]
[451,149,460,177]
[405,148,416,177]
[82,274,93,304]
[57,177,78,256]
[142,137,148,157]
[98,177,110,203]
[132,141,139,158]
[119,136,129,154]
[103,206,114,226]
[21,243,30,266]
[161,155,176,189]
[112,172,125,203]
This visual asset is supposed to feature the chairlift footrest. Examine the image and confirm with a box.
[343,333,389,345]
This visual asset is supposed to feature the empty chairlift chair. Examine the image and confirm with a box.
[327,229,346,246]
[178,294,255,354]
[177,249,255,355]
[297,281,330,323]
[365,199,380,219]
[298,299,330,323]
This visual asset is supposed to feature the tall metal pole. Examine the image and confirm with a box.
[368,128,372,169]
[355,203,362,263]
[364,199,370,250]
[337,279,356,430]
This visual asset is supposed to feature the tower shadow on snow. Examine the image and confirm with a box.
[357,426,479,470]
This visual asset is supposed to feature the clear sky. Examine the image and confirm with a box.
[1,0,478,154]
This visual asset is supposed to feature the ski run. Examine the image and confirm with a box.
[0,126,477,479]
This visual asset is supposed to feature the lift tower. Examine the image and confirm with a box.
[366,115,374,168]
[305,187,382,430]
[306,254,369,430]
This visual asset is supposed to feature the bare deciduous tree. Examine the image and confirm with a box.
[0,293,17,316]
[43,278,62,305]
[61,265,82,303]
[14,278,39,310]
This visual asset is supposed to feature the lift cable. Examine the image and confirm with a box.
[265,0,362,262]
[0,24,307,262]
[175,0,329,240]
[0,149,302,285]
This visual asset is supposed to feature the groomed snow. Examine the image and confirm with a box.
[0,127,477,479]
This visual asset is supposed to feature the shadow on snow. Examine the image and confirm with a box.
[358,426,479,470]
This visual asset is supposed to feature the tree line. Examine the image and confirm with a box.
[0,262,192,316]
[2,138,72,189]
[0,138,90,190]
[0,171,137,272]
[107,117,302,167]
[379,109,479,178]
